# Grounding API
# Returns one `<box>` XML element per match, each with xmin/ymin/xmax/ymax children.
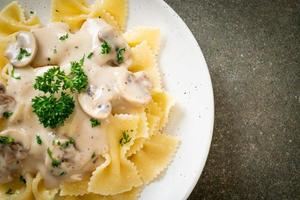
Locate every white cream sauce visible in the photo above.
<box><xmin>0</xmin><ymin>19</ymin><xmax>152</xmax><ymax>188</ymax></box>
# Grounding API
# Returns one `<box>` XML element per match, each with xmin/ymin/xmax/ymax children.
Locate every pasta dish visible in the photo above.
<box><xmin>0</xmin><ymin>0</ymin><xmax>179</xmax><ymax>199</ymax></box>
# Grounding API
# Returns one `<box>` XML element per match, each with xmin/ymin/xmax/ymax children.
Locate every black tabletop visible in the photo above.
<box><xmin>164</xmin><ymin>0</ymin><xmax>300</xmax><ymax>199</ymax></box>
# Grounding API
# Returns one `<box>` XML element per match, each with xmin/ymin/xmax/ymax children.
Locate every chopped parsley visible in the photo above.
<box><xmin>34</xmin><ymin>57</ymin><xmax>87</xmax><ymax>93</ymax></box>
<box><xmin>30</xmin><ymin>11</ymin><xmax>34</xmax><ymax>14</ymax></box>
<box><xmin>32</xmin><ymin>93</ymin><xmax>75</xmax><ymax>128</ymax></box>
<box><xmin>17</xmin><ymin>48</ymin><xmax>31</xmax><ymax>61</ymax></box>
<box><xmin>5</xmin><ymin>188</ymin><xmax>13</xmax><ymax>195</ymax></box>
<box><xmin>119</xmin><ymin>131</ymin><xmax>132</xmax><ymax>146</ymax></box>
<box><xmin>59</xmin><ymin>33</ymin><xmax>69</xmax><ymax>41</ymax></box>
<box><xmin>90</xmin><ymin>118</ymin><xmax>100</xmax><ymax>127</ymax></box>
<box><xmin>60</xmin><ymin>138</ymin><xmax>75</xmax><ymax>149</ymax></box>
<box><xmin>47</xmin><ymin>57</ymin><xmax>51</xmax><ymax>62</ymax></box>
<box><xmin>47</xmin><ymin>148</ymin><xmax>61</xmax><ymax>168</ymax></box>
<box><xmin>116</xmin><ymin>47</ymin><xmax>126</xmax><ymax>63</ymax></box>
<box><xmin>33</xmin><ymin>67</ymin><xmax>66</xmax><ymax>94</ymax></box>
<box><xmin>0</xmin><ymin>135</ymin><xmax>14</xmax><ymax>144</ymax></box>
<box><xmin>36</xmin><ymin>135</ymin><xmax>42</xmax><ymax>145</ymax></box>
<box><xmin>101</xmin><ymin>41</ymin><xmax>111</xmax><ymax>54</ymax></box>
<box><xmin>59</xmin><ymin>171</ymin><xmax>66</xmax><ymax>176</ymax></box>
<box><xmin>3</xmin><ymin>111</ymin><xmax>13</xmax><ymax>119</ymax></box>
<box><xmin>32</xmin><ymin>57</ymin><xmax>88</xmax><ymax>128</ymax></box>
<box><xmin>64</xmin><ymin>56</ymin><xmax>88</xmax><ymax>93</ymax></box>
<box><xmin>11</xmin><ymin>67</ymin><xmax>21</xmax><ymax>80</ymax></box>
<box><xmin>19</xmin><ymin>175</ymin><xmax>26</xmax><ymax>184</ymax></box>
<box><xmin>87</xmin><ymin>52</ymin><xmax>94</xmax><ymax>59</ymax></box>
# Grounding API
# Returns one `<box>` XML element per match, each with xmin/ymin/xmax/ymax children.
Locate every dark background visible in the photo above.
<box><xmin>164</xmin><ymin>0</ymin><xmax>300</xmax><ymax>199</ymax></box>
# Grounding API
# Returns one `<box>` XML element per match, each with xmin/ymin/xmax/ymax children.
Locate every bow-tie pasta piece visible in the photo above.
<box><xmin>124</xmin><ymin>28</ymin><xmax>161</xmax><ymax>54</ymax></box>
<box><xmin>131</xmin><ymin>133</ymin><xmax>179</xmax><ymax>184</ymax></box>
<box><xmin>32</xmin><ymin>173</ymin><xmax>59</xmax><ymax>200</ymax></box>
<box><xmin>130</xmin><ymin>41</ymin><xmax>162</xmax><ymax>91</ymax></box>
<box><xmin>88</xmin><ymin>114</ymin><xmax>142</xmax><ymax>195</ymax></box>
<box><xmin>0</xmin><ymin>1</ymin><xmax>40</xmax><ymax>36</ymax></box>
<box><xmin>0</xmin><ymin>173</ymin><xmax>33</xmax><ymax>200</ymax></box>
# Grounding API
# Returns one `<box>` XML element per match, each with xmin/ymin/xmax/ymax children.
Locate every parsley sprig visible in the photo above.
<box><xmin>32</xmin><ymin>93</ymin><xmax>75</xmax><ymax>128</ymax></box>
<box><xmin>32</xmin><ymin>56</ymin><xmax>88</xmax><ymax>128</ymax></box>
<box><xmin>64</xmin><ymin>57</ymin><xmax>88</xmax><ymax>93</ymax></box>
<box><xmin>33</xmin><ymin>57</ymin><xmax>87</xmax><ymax>94</ymax></box>
<box><xmin>34</xmin><ymin>67</ymin><xmax>66</xmax><ymax>93</ymax></box>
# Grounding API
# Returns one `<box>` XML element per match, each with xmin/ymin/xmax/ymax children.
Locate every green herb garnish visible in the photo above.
<box><xmin>36</xmin><ymin>135</ymin><xmax>42</xmax><ymax>145</ymax></box>
<box><xmin>59</xmin><ymin>33</ymin><xmax>69</xmax><ymax>41</ymax></box>
<box><xmin>59</xmin><ymin>171</ymin><xmax>66</xmax><ymax>176</ymax></box>
<box><xmin>60</xmin><ymin>138</ymin><xmax>75</xmax><ymax>149</ymax></box>
<box><xmin>33</xmin><ymin>67</ymin><xmax>66</xmax><ymax>94</ymax></box>
<box><xmin>11</xmin><ymin>67</ymin><xmax>21</xmax><ymax>80</ymax></box>
<box><xmin>87</xmin><ymin>52</ymin><xmax>93</xmax><ymax>59</ymax></box>
<box><xmin>101</xmin><ymin>41</ymin><xmax>111</xmax><ymax>54</ymax></box>
<box><xmin>32</xmin><ymin>93</ymin><xmax>75</xmax><ymax>128</ymax></box>
<box><xmin>116</xmin><ymin>47</ymin><xmax>126</xmax><ymax>63</ymax></box>
<box><xmin>3</xmin><ymin>111</ymin><xmax>13</xmax><ymax>119</ymax></box>
<box><xmin>47</xmin><ymin>148</ymin><xmax>61</xmax><ymax>168</ymax></box>
<box><xmin>32</xmin><ymin>57</ymin><xmax>87</xmax><ymax>128</ymax></box>
<box><xmin>19</xmin><ymin>176</ymin><xmax>26</xmax><ymax>184</ymax></box>
<box><xmin>119</xmin><ymin>131</ymin><xmax>132</xmax><ymax>146</ymax></box>
<box><xmin>90</xmin><ymin>118</ymin><xmax>100</xmax><ymax>127</ymax></box>
<box><xmin>0</xmin><ymin>135</ymin><xmax>14</xmax><ymax>144</ymax></box>
<box><xmin>63</xmin><ymin>56</ymin><xmax>88</xmax><ymax>93</ymax></box>
<box><xmin>17</xmin><ymin>48</ymin><xmax>31</xmax><ymax>61</ymax></box>
<box><xmin>5</xmin><ymin>188</ymin><xmax>13</xmax><ymax>195</ymax></box>
<box><xmin>30</xmin><ymin>11</ymin><xmax>34</xmax><ymax>14</ymax></box>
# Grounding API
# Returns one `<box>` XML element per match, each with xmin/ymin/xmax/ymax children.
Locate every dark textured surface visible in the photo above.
<box><xmin>164</xmin><ymin>0</ymin><xmax>300</xmax><ymax>199</ymax></box>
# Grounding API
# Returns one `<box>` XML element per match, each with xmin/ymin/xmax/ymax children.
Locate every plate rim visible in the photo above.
<box><xmin>155</xmin><ymin>0</ymin><xmax>215</xmax><ymax>199</ymax></box>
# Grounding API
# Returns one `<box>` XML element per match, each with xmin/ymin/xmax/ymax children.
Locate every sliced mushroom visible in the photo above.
<box><xmin>45</xmin><ymin>137</ymin><xmax>85</xmax><ymax>177</ymax></box>
<box><xmin>78</xmin><ymin>85</ymin><xmax>113</xmax><ymax>119</ymax></box>
<box><xmin>0</xmin><ymin>129</ymin><xmax>30</xmax><ymax>183</ymax></box>
<box><xmin>97</xmin><ymin>20</ymin><xmax>131</xmax><ymax>67</ymax></box>
<box><xmin>5</xmin><ymin>31</ymin><xmax>37</xmax><ymax>67</ymax></box>
<box><xmin>0</xmin><ymin>94</ymin><xmax>16</xmax><ymax>117</ymax></box>
<box><xmin>120</xmin><ymin>72</ymin><xmax>152</xmax><ymax>105</ymax></box>
<box><xmin>0</xmin><ymin>83</ymin><xmax>5</xmax><ymax>94</ymax></box>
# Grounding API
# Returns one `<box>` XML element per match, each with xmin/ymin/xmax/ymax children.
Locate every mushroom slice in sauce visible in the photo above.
<box><xmin>0</xmin><ymin>129</ymin><xmax>30</xmax><ymax>183</ymax></box>
<box><xmin>0</xmin><ymin>94</ymin><xmax>16</xmax><ymax>117</ymax></box>
<box><xmin>5</xmin><ymin>31</ymin><xmax>37</xmax><ymax>67</ymax></box>
<box><xmin>120</xmin><ymin>72</ymin><xmax>152</xmax><ymax>105</ymax></box>
<box><xmin>45</xmin><ymin>137</ymin><xmax>86</xmax><ymax>178</ymax></box>
<box><xmin>0</xmin><ymin>83</ymin><xmax>5</xmax><ymax>94</ymax></box>
<box><xmin>97</xmin><ymin>23</ymin><xmax>132</xmax><ymax>67</ymax></box>
<box><xmin>78</xmin><ymin>85</ymin><xmax>113</xmax><ymax>119</ymax></box>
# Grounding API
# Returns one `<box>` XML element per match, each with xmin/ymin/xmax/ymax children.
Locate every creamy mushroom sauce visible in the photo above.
<box><xmin>0</xmin><ymin>19</ymin><xmax>152</xmax><ymax>188</ymax></box>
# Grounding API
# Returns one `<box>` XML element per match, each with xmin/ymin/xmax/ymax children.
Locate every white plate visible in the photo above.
<box><xmin>0</xmin><ymin>0</ymin><xmax>214</xmax><ymax>199</ymax></box>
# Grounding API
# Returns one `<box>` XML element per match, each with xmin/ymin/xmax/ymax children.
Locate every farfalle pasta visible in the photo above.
<box><xmin>0</xmin><ymin>1</ymin><xmax>179</xmax><ymax>200</ymax></box>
